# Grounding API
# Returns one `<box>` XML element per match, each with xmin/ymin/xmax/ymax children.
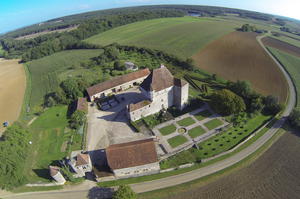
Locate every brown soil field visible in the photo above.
<box><xmin>192</xmin><ymin>31</ymin><xmax>288</xmax><ymax>103</ymax></box>
<box><xmin>262</xmin><ymin>36</ymin><xmax>300</xmax><ymax>57</ymax></box>
<box><xmin>0</xmin><ymin>59</ymin><xmax>26</xmax><ymax>134</ymax></box>
<box><xmin>145</xmin><ymin>131</ymin><xmax>300</xmax><ymax>199</ymax></box>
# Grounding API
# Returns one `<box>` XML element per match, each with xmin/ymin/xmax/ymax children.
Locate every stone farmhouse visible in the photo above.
<box><xmin>105</xmin><ymin>138</ymin><xmax>160</xmax><ymax>178</ymax></box>
<box><xmin>86</xmin><ymin>68</ymin><xmax>150</xmax><ymax>101</ymax></box>
<box><xmin>128</xmin><ymin>65</ymin><xmax>189</xmax><ymax>121</ymax></box>
<box><xmin>69</xmin><ymin>152</ymin><xmax>92</xmax><ymax>178</ymax></box>
<box><xmin>86</xmin><ymin>65</ymin><xmax>189</xmax><ymax>122</ymax></box>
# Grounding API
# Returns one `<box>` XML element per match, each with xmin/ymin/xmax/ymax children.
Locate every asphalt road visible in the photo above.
<box><xmin>1</xmin><ymin>34</ymin><xmax>296</xmax><ymax>199</ymax></box>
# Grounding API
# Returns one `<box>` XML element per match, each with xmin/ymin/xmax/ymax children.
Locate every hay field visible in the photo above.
<box><xmin>192</xmin><ymin>31</ymin><xmax>288</xmax><ymax>102</ymax></box>
<box><xmin>262</xmin><ymin>37</ymin><xmax>300</xmax><ymax>57</ymax></box>
<box><xmin>148</xmin><ymin>131</ymin><xmax>300</xmax><ymax>199</ymax></box>
<box><xmin>85</xmin><ymin>17</ymin><xmax>238</xmax><ymax>58</ymax></box>
<box><xmin>0</xmin><ymin>59</ymin><xmax>26</xmax><ymax>134</ymax></box>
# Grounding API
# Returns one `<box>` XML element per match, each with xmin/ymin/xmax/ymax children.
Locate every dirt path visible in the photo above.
<box><xmin>0</xmin><ymin>59</ymin><xmax>26</xmax><ymax>134</ymax></box>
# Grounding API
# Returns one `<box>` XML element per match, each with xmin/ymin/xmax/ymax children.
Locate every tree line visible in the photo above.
<box><xmin>1</xmin><ymin>9</ymin><xmax>184</xmax><ymax>61</ymax></box>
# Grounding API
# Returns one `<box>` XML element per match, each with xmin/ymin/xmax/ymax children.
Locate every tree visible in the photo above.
<box><xmin>288</xmin><ymin>109</ymin><xmax>300</xmax><ymax>128</ymax></box>
<box><xmin>60</xmin><ymin>79</ymin><xmax>82</xmax><ymax>100</ymax></box>
<box><xmin>69</xmin><ymin>110</ymin><xmax>86</xmax><ymax>129</ymax></box>
<box><xmin>210</xmin><ymin>89</ymin><xmax>246</xmax><ymax>115</ymax></box>
<box><xmin>248</xmin><ymin>93</ymin><xmax>264</xmax><ymax>113</ymax></box>
<box><xmin>113</xmin><ymin>185</ymin><xmax>137</xmax><ymax>199</ymax></box>
<box><xmin>263</xmin><ymin>95</ymin><xmax>283</xmax><ymax>115</ymax></box>
<box><xmin>227</xmin><ymin>80</ymin><xmax>252</xmax><ymax>99</ymax></box>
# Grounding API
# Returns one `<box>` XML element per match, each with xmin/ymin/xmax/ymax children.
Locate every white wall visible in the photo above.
<box><xmin>91</xmin><ymin>76</ymin><xmax>147</xmax><ymax>101</ymax></box>
<box><xmin>113</xmin><ymin>162</ymin><xmax>160</xmax><ymax>178</ymax></box>
<box><xmin>129</xmin><ymin>86</ymin><xmax>174</xmax><ymax>121</ymax></box>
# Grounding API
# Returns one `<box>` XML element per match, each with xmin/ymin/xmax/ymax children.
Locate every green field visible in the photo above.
<box><xmin>188</xmin><ymin>126</ymin><xmax>206</xmax><ymax>138</ymax></box>
<box><xmin>268</xmin><ymin>47</ymin><xmax>300</xmax><ymax>108</ymax></box>
<box><xmin>168</xmin><ymin>135</ymin><xmax>188</xmax><ymax>148</ymax></box>
<box><xmin>161</xmin><ymin>114</ymin><xmax>271</xmax><ymax>168</ymax></box>
<box><xmin>177</xmin><ymin>117</ymin><xmax>196</xmax><ymax>127</ymax></box>
<box><xmin>27</xmin><ymin>49</ymin><xmax>103</xmax><ymax>109</ymax></box>
<box><xmin>194</xmin><ymin>110</ymin><xmax>212</xmax><ymax>121</ymax></box>
<box><xmin>85</xmin><ymin>17</ymin><xmax>238</xmax><ymax>58</ymax></box>
<box><xmin>24</xmin><ymin>106</ymin><xmax>70</xmax><ymax>182</ymax></box>
<box><xmin>159</xmin><ymin>124</ymin><xmax>177</xmax><ymax>136</ymax></box>
<box><xmin>204</xmin><ymin>119</ymin><xmax>223</xmax><ymax>130</ymax></box>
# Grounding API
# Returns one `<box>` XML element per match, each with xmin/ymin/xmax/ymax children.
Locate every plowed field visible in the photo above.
<box><xmin>0</xmin><ymin>59</ymin><xmax>26</xmax><ymax>134</ymax></box>
<box><xmin>262</xmin><ymin>36</ymin><xmax>300</xmax><ymax>57</ymax></box>
<box><xmin>192</xmin><ymin>31</ymin><xmax>288</xmax><ymax>103</ymax></box>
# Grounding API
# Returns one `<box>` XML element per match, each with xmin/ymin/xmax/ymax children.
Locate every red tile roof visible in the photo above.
<box><xmin>76</xmin><ymin>153</ymin><xmax>90</xmax><ymax>166</ymax></box>
<box><xmin>86</xmin><ymin>68</ymin><xmax>150</xmax><ymax>98</ymax></box>
<box><xmin>76</xmin><ymin>98</ymin><xmax>88</xmax><ymax>112</ymax></box>
<box><xmin>129</xmin><ymin>100</ymin><xmax>151</xmax><ymax>112</ymax></box>
<box><xmin>49</xmin><ymin>166</ymin><xmax>60</xmax><ymax>177</ymax></box>
<box><xmin>140</xmin><ymin>66</ymin><xmax>186</xmax><ymax>92</ymax></box>
<box><xmin>106</xmin><ymin>138</ymin><xmax>158</xmax><ymax>170</ymax></box>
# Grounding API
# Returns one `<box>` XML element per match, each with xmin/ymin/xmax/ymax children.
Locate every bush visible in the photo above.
<box><xmin>0</xmin><ymin>124</ymin><xmax>31</xmax><ymax>190</ymax></box>
<box><xmin>130</xmin><ymin>121</ymin><xmax>140</xmax><ymax>132</ymax></box>
<box><xmin>70</xmin><ymin>110</ymin><xmax>86</xmax><ymax>129</ymax></box>
<box><xmin>210</xmin><ymin>89</ymin><xmax>246</xmax><ymax>115</ymax></box>
<box><xmin>263</xmin><ymin>95</ymin><xmax>283</xmax><ymax>115</ymax></box>
<box><xmin>113</xmin><ymin>185</ymin><xmax>137</xmax><ymax>199</ymax></box>
<box><xmin>288</xmin><ymin>109</ymin><xmax>300</xmax><ymax>128</ymax></box>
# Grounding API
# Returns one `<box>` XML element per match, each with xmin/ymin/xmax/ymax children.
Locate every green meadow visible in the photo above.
<box><xmin>26</xmin><ymin>49</ymin><xmax>103</xmax><ymax>109</ymax></box>
<box><xmin>268</xmin><ymin>47</ymin><xmax>300</xmax><ymax>108</ymax></box>
<box><xmin>85</xmin><ymin>17</ymin><xmax>238</xmax><ymax>58</ymax></box>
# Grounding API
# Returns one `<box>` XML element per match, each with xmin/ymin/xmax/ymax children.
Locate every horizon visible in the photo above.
<box><xmin>1</xmin><ymin>0</ymin><xmax>300</xmax><ymax>34</ymax></box>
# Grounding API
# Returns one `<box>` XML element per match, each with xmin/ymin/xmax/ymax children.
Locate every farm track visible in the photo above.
<box><xmin>262</xmin><ymin>36</ymin><xmax>300</xmax><ymax>57</ymax></box>
<box><xmin>1</xmin><ymin>34</ymin><xmax>297</xmax><ymax>199</ymax></box>
<box><xmin>192</xmin><ymin>31</ymin><xmax>288</xmax><ymax>103</ymax></box>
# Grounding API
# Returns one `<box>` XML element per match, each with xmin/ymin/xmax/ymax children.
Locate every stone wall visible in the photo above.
<box><xmin>113</xmin><ymin>162</ymin><xmax>160</xmax><ymax>178</ymax></box>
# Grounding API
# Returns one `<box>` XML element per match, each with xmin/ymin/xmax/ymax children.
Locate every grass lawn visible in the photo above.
<box><xmin>268</xmin><ymin>47</ymin><xmax>300</xmax><ymax>108</ymax></box>
<box><xmin>24</xmin><ymin>106</ymin><xmax>70</xmax><ymax>183</ymax></box>
<box><xmin>161</xmin><ymin>114</ymin><xmax>271</xmax><ymax>169</ymax></box>
<box><xmin>177</xmin><ymin>117</ymin><xmax>196</xmax><ymax>127</ymax></box>
<box><xmin>159</xmin><ymin>124</ymin><xmax>177</xmax><ymax>136</ymax></box>
<box><xmin>168</xmin><ymin>135</ymin><xmax>188</xmax><ymax>148</ymax></box>
<box><xmin>85</xmin><ymin>17</ymin><xmax>238</xmax><ymax>59</ymax></box>
<box><xmin>194</xmin><ymin>110</ymin><xmax>212</xmax><ymax>121</ymax></box>
<box><xmin>188</xmin><ymin>126</ymin><xmax>206</xmax><ymax>138</ymax></box>
<box><xmin>204</xmin><ymin>119</ymin><xmax>223</xmax><ymax>130</ymax></box>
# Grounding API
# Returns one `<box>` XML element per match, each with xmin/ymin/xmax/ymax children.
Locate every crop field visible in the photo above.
<box><xmin>192</xmin><ymin>31</ymin><xmax>288</xmax><ymax>103</ymax></box>
<box><xmin>262</xmin><ymin>36</ymin><xmax>300</xmax><ymax>57</ymax></box>
<box><xmin>27</xmin><ymin>49</ymin><xmax>103</xmax><ymax>109</ymax></box>
<box><xmin>145</xmin><ymin>131</ymin><xmax>300</xmax><ymax>199</ymax></box>
<box><xmin>85</xmin><ymin>17</ymin><xmax>239</xmax><ymax>58</ymax></box>
<box><xmin>270</xmin><ymin>35</ymin><xmax>300</xmax><ymax>48</ymax></box>
<box><xmin>267</xmin><ymin>47</ymin><xmax>300</xmax><ymax>108</ymax></box>
<box><xmin>0</xmin><ymin>59</ymin><xmax>26</xmax><ymax>134</ymax></box>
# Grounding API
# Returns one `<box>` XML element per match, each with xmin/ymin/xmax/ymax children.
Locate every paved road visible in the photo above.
<box><xmin>1</xmin><ymin>34</ymin><xmax>296</xmax><ymax>199</ymax></box>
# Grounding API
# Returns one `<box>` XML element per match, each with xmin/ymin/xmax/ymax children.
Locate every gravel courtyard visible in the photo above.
<box><xmin>86</xmin><ymin>87</ymin><xmax>152</xmax><ymax>151</ymax></box>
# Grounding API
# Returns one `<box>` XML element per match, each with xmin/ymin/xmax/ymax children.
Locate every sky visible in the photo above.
<box><xmin>1</xmin><ymin>0</ymin><xmax>300</xmax><ymax>34</ymax></box>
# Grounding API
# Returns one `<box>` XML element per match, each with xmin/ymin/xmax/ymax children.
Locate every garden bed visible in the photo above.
<box><xmin>204</xmin><ymin>119</ymin><xmax>223</xmax><ymax>130</ymax></box>
<box><xmin>159</xmin><ymin>124</ymin><xmax>177</xmax><ymax>136</ymax></box>
<box><xmin>188</xmin><ymin>126</ymin><xmax>206</xmax><ymax>138</ymax></box>
<box><xmin>177</xmin><ymin>117</ymin><xmax>196</xmax><ymax>127</ymax></box>
<box><xmin>168</xmin><ymin>135</ymin><xmax>188</xmax><ymax>148</ymax></box>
